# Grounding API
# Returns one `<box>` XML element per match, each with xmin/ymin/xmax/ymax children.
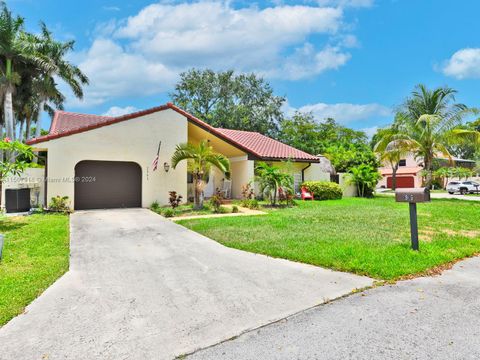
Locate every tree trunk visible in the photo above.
<box><xmin>34</xmin><ymin>101</ymin><xmax>44</xmax><ymax>138</ymax></box>
<box><xmin>18</xmin><ymin>119</ymin><xmax>25</xmax><ymax>143</ymax></box>
<box><xmin>4</xmin><ymin>88</ymin><xmax>14</xmax><ymax>141</ymax></box>
<box><xmin>424</xmin><ymin>157</ymin><xmax>433</xmax><ymax>189</ymax></box>
<box><xmin>26</xmin><ymin>116</ymin><xmax>31</xmax><ymax>141</ymax></box>
<box><xmin>391</xmin><ymin>164</ymin><xmax>399</xmax><ymax>190</ymax></box>
<box><xmin>193</xmin><ymin>174</ymin><xmax>204</xmax><ymax>210</ymax></box>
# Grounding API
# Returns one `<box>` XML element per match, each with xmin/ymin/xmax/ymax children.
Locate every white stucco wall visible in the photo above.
<box><xmin>303</xmin><ymin>163</ymin><xmax>330</xmax><ymax>182</ymax></box>
<box><xmin>33</xmin><ymin>109</ymin><xmax>188</xmax><ymax>209</ymax></box>
<box><xmin>230</xmin><ymin>157</ymin><xmax>255</xmax><ymax>199</ymax></box>
<box><xmin>338</xmin><ymin>173</ymin><xmax>357</xmax><ymax>197</ymax></box>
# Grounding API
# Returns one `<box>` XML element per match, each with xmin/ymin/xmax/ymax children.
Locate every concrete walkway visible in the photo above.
<box><xmin>188</xmin><ymin>256</ymin><xmax>480</xmax><ymax>360</ymax></box>
<box><xmin>0</xmin><ymin>209</ymin><xmax>372</xmax><ymax>360</ymax></box>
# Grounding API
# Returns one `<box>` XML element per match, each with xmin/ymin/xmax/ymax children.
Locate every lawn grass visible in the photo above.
<box><xmin>0</xmin><ymin>214</ymin><xmax>69</xmax><ymax>326</ymax></box>
<box><xmin>178</xmin><ymin>197</ymin><xmax>480</xmax><ymax>280</ymax></box>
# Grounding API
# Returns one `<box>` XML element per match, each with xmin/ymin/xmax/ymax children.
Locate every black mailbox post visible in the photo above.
<box><xmin>395</xmin><ymin>188</ymin><xmax>430</xmax><ymax>251</ymax></box>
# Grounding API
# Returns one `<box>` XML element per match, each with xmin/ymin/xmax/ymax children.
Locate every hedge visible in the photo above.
<box><xmin>301</xmin><ymin>181</ymin><xmax>343</xmax><ymax>200</ymax></box>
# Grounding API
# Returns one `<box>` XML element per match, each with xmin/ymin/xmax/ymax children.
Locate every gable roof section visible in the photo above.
<box><xmin>27</xmin><ymin>103</ymin><xmax>319</xmax><ymax>163</ymax></box>
<box><xmin>215</xmin><ymin>128</ymin><xmax>318</xmax><ymax>161</ymax></box>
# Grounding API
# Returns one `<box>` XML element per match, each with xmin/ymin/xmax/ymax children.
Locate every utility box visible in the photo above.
<box><xmin>395</xmin><ymin>188</ymin><xmax>430</xmax><ymax>203</ymax></box>
<box><xmin>5</xmin><ymin>188</ymin><xmax>31</xmax><ymax>213</ymax></box>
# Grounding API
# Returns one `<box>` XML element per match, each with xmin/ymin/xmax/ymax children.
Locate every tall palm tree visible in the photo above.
<box><xmin>32</xmin><ymin>23</ymin><xmax>88</xmax><ymax>138</ymax></box>
<box><xmin>374</xmin><ymin>127</ymin><xmax>412</xmax><ymax>190</ymax></box>
<box><xmin>171</xmin><ymin>140</ymin><xmax>230</xmax><ymax>209</ymax></box>
<box><xmin>395</xmin><ymin>85</ymin><xmax>478</xmax><ymax>187</ymax></box>
<box><xmin>0</xmin><ymin>3</ymin><xmax>53</xmax><ymax>141</ymax></box>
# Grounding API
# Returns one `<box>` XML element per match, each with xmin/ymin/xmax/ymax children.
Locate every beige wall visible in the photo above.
<box><xmin>230</xmin><ymin>157</ymin><xmax>255</xmax><ymax>199</ymax></box>
<box><xmin>32</xmin><ymin>109</ymin><xmax>188</xmax><ymax>209</ymax></box>
<box><xmin>339</xmin><ymin>173</ymin><xmax>357</xmax><ymax>197</ymax></box>
<box><xmin>303</xmin><ymin>163</ymin><xmax>330</xmax><ymax>182</ymax></box>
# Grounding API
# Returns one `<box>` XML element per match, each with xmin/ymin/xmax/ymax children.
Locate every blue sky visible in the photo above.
<box><xmin>9</xmin><ymin>0</ymin><xmax>480</xmax><ymax>136</ymax></box>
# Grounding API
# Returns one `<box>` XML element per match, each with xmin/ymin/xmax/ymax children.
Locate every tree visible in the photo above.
<box><xmin>31</xmin><ymin>24</ymin><xmax>88</xmax><ymax>139</ymax></box>
<box><xmin>434</xmin><ymin>167</ymin><xmax>452</xmax><ymax>189</ymax></box>
<box><xmin>170</xmin><ymin>69</ymin><xmax>285</xmax><ymax>137</ymax></box>
<box><xmin>394</xmin><ymin>84</ymin><xmax>478</xmax><ymax>187</ymax></box>
<box><xmin>0</xmin><ymin>3</ymin><xmax>53</xmax><ymax>141</ymax></box>
<box><xmin>373</xmin><ymin>126</ymin><xmax>412</xmax><ymax>190</ymax></box>
<box><xmin>255</xmin><ymin>161</ymin><xmax>293</xmax><ymax>206</ymax></box>
<box><xmin>0</xmin><ymin>137</ymin><xmax>34</xmax><ymax>206</ymax></box>
<box><xmin>348</xmin><ymin>164</ymin><xmax>382</xmax><ymax>198</ymax></box>
<box><xmin>171</xmin><ymin>140</ymin><xmax>230</xmax><ymax>210</ymax></box>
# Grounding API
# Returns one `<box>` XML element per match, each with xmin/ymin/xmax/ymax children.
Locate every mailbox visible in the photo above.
<box><xmin>395</xmin><ymin>187</ymin><xmax>430</xmax><ymax>251</ymax></box>
<box><xmin>395</xmin><ymin>187</ymin><xmax>430</xmax><ymax>203</ymax></box>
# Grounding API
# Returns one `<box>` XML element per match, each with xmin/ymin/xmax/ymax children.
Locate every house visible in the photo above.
<box><xmin>378</xmin><ymin>152</ymin><xmax>477</xmax><ymax>189</ymax></box>
<box><xmin>13</xmin><ymin>103</ymin><xmax>328</xmax><ymax>210</ymax></box>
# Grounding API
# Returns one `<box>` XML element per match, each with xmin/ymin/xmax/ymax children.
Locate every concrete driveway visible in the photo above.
<box><xmin>0</xmin><ymin>209</ymin><xmax>372</xmax><ymax>360</ymax></box>
<box><xmin>188</xmin><ymin>256</ymin><xmax>480</xmax><ymax>360</ymax></box>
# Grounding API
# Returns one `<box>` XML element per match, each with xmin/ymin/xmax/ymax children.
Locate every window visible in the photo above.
<box><xmin>187</xmin><ymin>172</ymin><xmax>193</xmax><ymax>184</ymax></box>
<box><xmin>399</xmin><ymin>159</ymin><xmax>407</xmax><ymax>167</ymax></box>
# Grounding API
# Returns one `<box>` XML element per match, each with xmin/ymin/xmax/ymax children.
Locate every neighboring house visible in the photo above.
<box><xmin>378</xmin><ymin>153</ymin><xmax>477</xmax><ymax>189</ymax></box>
<box><xmin>9</xmin><ymin>103</ymin><xmax>327</xmax><ymax>210</ymax></box>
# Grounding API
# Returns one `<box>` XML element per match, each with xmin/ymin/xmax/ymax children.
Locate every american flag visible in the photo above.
<box><xmin>152</xmin><ymin>141</ymin><xmax>161</xmax><ymax>171</ymax></box>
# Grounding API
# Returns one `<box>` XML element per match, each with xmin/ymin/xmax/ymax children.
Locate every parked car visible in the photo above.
<box><xmin>446</xmin><ymin>181</ymin><xmax>480</xmax><ymax>195</ymax></box>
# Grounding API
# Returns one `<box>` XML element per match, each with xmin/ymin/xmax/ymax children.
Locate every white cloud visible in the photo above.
<box><xmin>298</xmin><ymin>102</ymin><xmax>391</xmax><ymax>124</ymax></box>
<box><xmin>442</xmin><ymin>48</ymin><xmax>480</xmax><ymax>79</ymax></box>
<box><xmin>102</xmin><ymin>106</ymin><xmax>138</xmax><ymax>117</ymax></box>
<box><xmin>273</xmin><ymin>44</ymin><xmax>350</xmax><ymax>80</ymax></box>
<box><xmin>361</xmin><ymin>125</ymin><xmax>378</xmax><ymax>138</ymax></box>
<box><xmin>68</xmin><ymin>38</ymin><xmax>177</xmax><ymax>107</ymax></box>
<box><xmin>316</xmin><ymin>0</ymin><xmax>374</xmax><ymax>8</ymax></box>
<box><xmin>69</xmin><ymin>1</ymin><xmax>367</xmax><ymax>107</ymax></box>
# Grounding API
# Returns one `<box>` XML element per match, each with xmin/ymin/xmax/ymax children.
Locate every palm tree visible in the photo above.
<box><xmin>255</xmin><ymin>162</ymin><xmax>293</xmax><ymax>206</ymax></box>
<box><xmin>32</xmin><ymin>23</ymin><xmax>88</xmax><ymax>139</ymax></box>
<box><xmin>171</xmin><ymin>140</ymin><xmax>230</xmax><ymax>209</ymax></box>
<box><xmin>0</xmin><ymin>3</ymin><xmax>53</xmax><ymax>141</ymax></box>
<box><xmin>374</xmin><ymin>127</ymin><xmax>412</xmax><ymax>190</ymax></box>
<box><xmin>434</xmin><ymin>167</ymin><xmax>452</xmax><ymax>189</ymax></box>
<box><xmin>395</xmin><ymin>85</ymin><xmax>478</xmax><ymax>187</ymax></box>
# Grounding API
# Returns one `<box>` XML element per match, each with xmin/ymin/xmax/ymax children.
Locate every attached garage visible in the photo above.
<box><xmin>386</xmin><ymin>176</ymin><xmax>414</xmax><ymax>189</ymax></box>
<box><xmin>74</xmin><ymin>161</ymin><xmax>142</xmax><ymax>210</ymax></box>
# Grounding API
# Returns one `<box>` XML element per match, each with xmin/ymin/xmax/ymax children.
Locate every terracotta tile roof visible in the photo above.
<box><xmin>216</xmin><ymin>128</ymin><xmax>319</xmax><ymax>161</ymax></box>
<box><xmin>49</xmin><ymin>111</ymin><xmax>114</xmax><ymax>135</ymax></box>
<box><xmin>27</xmin><ymin>103</ymin><xmax>319</xmax><ymax>163</ymax></box>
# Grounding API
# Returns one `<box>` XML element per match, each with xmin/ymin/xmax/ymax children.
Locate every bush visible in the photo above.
<box><xmin>232</xmin><ymin>205</ymin><xmax>239</xmax><ymax>213</ymax></box>
<box><xmin>348</xmin><ymin>164</ymin><xmax>381</xmax><ymax>198</ymax></box>
<box><xmin>209</xmin><ymin>189</ymin><xmax>224</xmax><ymax>213</ymax></box>
<box><xmin>163</xmin><ymin>208</ymin><xmax>175</xmax><ymax>218</ymax></box>
<box><xmin>48</xmin><ymin>196</ymin><xmax>71</xmax><ymax>213</ymax></box>
<box><xmin>217</xmin><ymin>206</ymin><xmax>230</xmax><ymax>214</ymax></box>
<box><xmin>150</xmin><ymin>201</ymin><xmax>160</xmax><ymax>211</ymax></box>
<box><xmin>168</xmin><ymin>191</ymin><xmax>183</xmax><ymax>209</ymax></box>
<box><xmin>301</xmin><ymin>181</ymin><xmax>342</xmax><ymax>201</ymax></box>
<box><xmin>241</xmin><ymin>199</ymin><xmax>260</xmax><ymax>209</ymax></box>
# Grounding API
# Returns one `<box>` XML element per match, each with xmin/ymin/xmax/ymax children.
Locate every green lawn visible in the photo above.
<box><xmin>178</xmin><ymin>197</ymin><xmax>480</xmax><ymax>280</ymax></box>
<box><xmin>0</xmin><ymin>214</ymin><xmax>69</xmax><ymax>326</ymax></box>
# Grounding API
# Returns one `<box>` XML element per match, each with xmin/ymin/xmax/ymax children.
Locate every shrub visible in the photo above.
<box><xmin>217</xmin><ymin>206</ymin><xmax>230</xmax><ymax>214</ymax></box>
<box><xmin>301</xmin><ymin>181</ymin><xmax>342</xmax><ymax>201</ymax></box>
<box><xmin>232</xmin><ymin>205</ymin><xmax>239</xmax><ymax>213</ymax></box>
<box><xmin>209</xmin><ymin>189</ymin><xmax>224</xmax><ymax>213</ymax></box>
<box><xmin>241</xmin><ymin>182</ymin><xmax>255</xmax><ymax>201</ymax></box>
<box><xmin>241</xmin><ymin>199</ymin><xmax>259</xmax><ymax>209</ymax></box>
<box><xmin>348</xmin><ymin>164</ymin><xmax>381</xmax><ymax>198</ymax></box>
<box><xmin>150</xmin><ymin>201</ymin><xmax>160</xmax><ymax>212</ymax></box>
<box><xmin>168</xmin><ymin>191</ymin><xmax>183</xmax><ymax>209</ymax></box>
<box><xmin>163</xmin><ymin>208</ymin><xmax>175</xmax><ymax>218</ymax></box>
<box><xmin>48</xmin><ymin>196</ymin><xmax>71</xmax><ymax>213</ymax></box>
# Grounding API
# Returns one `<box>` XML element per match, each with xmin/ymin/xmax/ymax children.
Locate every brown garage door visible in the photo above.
<box><xmin>74</xmin><ymin>160</ymin><xmax>142</xmax><ymax>210</ymax></box>
<box><xmin>386</xmin><ymin>176</ymin><xmax>414</xmax><ymax>189</ymax></box>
